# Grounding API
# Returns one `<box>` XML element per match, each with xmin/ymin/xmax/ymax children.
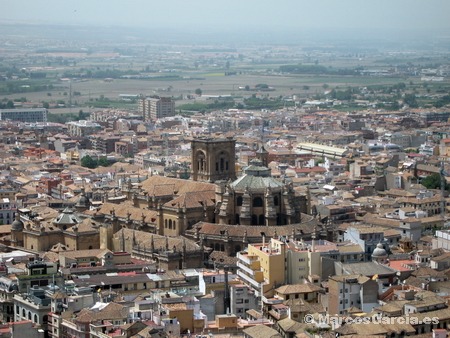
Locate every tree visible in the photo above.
<box><xmin>404</xmin><ymin>93</ymin><xmax>418</xmax><ymax>108</ymax></box>
<box><xmin>81</xmin><ymin>155</ymin><xmax>97</xmax><ymax>169</ymax></box>
<box><xmin>6</xmin><ymin>100</ymin><xmax>14</xmax><ymax>108</ymax></box>
<box><xmin>422</xmin><ymin>173</ymin><xmax>449</xmax><ymax>190</ymax></box>
<box><xmin>42</xmin><ymin>102</ymin><xmax>50</xmax><ymax>109</ymax></box>
<box><xmin>195</xmin><ymin>88</ymin><xmax>202</xmax><ymax>96</ymax></box>
<box><xmin>98</xmin><ymin>157</ymin><xmax>110</xmax><ymax>167</ymax></box>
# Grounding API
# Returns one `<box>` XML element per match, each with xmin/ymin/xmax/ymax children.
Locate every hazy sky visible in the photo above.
<box><xmin>2</xmin><ymin>0</ymin><xmax>450</xmax><ymax>37</ymax></box>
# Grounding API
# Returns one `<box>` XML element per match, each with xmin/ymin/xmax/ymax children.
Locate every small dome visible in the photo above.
<box><xmin>11</xmin><ymin>215</ymin><xmax>24</xmax><ymax>231</ymax></box>
<box><xmin>372</xmin><ymin>243</ymin><xmax>387</xmax><ymax>258</ymax></box>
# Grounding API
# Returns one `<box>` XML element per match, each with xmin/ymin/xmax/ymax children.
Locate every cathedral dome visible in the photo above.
<box><xmin>231</xmin><ymin>159</ymin><xmax>283</xmax><ymax>192</ymax></box>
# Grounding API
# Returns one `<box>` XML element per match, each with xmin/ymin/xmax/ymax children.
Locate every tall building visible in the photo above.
<box><xmin>236</xmin><ymin>238</ymin><xmax>286</xmax><ymax>298</ymax></box>
<box><xmin>0</xmin><ymin>108</ymin><xmax>47</xmax><ymax>123</ymax></box>
<box><xmin>140</xmin><ymin>97</ymin><xmax>175</xmax><ymax>122</ymax></box>
<box><xmin>191</xmin><ymin>137</ymin><xmax>236</xmax><ymax>183</ymax></box>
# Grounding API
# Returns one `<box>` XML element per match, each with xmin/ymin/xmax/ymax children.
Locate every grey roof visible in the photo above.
<box><xmin>11</xmin><ymin>218</ymin><xmax>24</xmax><ymax>231</ymax></box>
<box><xmin>338</xmin><ymin>262</ymin><xmax>397</xmax><ymax>277</ymax></box>
<box><xmin>54</xmin><ymin>207</ymin><xmax>82</xmax><ymax>225</ymax></box>
<box><xmin>231</xmin><ymin>164</ymin><xmax>284</xmax><ymax>191</ymax></box>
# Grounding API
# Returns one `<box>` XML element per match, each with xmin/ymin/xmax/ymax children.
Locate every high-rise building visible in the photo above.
<box><xmin>140</xmin><ymin>97</ymin><xmax>175</xmax><ymax>122</ymax></box>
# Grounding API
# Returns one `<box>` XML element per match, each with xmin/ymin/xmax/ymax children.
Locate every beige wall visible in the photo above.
<box><xmin>247</xmin><ymin>239</ymin><xmax>286</xmax><ymax>297</ymax></box>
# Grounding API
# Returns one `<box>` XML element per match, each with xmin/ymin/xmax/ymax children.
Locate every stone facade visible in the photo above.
<box><xmin>191</xmin><ymin>137</ymin><xmax>236</xmax><ymax>183</ymax></box>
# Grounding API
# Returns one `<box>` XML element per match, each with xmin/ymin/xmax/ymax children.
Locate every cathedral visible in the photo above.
<box><xmin>10</xmin><ymin>136</ymin><xmax>317</xmax><ymax>265</ymax></box>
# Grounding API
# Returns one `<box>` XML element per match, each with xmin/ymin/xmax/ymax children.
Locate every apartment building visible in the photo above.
<box><xmin>236</xmin><ymin>238</ymin><xmax>286</xmax><ymax>298</ymax></box>
<box><xmin>327</xmin><ymin>275</ymin><xmax>378</xmax><ymax>315</ymax></box>
<box><xmin>0</xmin><ymin>198</ymin><xmax>16</xmax><ymax>226</ymax></box>
<box><xmin>140</xmin><ymin>97</ymin><xmax>175</xmax><ymax>122</ymax></box>
<box><xmin>66</xmin><ymin>120</ymin><xmax>102</xmax><ymax>137</ymax></box>
<box><xmin>229</xmin><ymin>284</ymin><xmax>258</xmax><ymax>318</ymax></box>
<box><xmin>0</xmin><ymin>108</ymin><xmax>47</xmax><ymax>123</ymax></box>
<box><xmin>13</xmin><ymin>285</ymin><xmax>52</xmax><ymax>335</ymax></box>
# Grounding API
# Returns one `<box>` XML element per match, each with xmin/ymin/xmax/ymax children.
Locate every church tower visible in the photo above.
<box><xmin>191</xmin><ymin>137</ymin><xmax>236</xmax><ymax>182</ymax></box>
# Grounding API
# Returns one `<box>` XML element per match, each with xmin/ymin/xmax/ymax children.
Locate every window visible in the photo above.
<box><xmin>253</xmin><ymin>197</ymin><xmax>263</xmax><ymax>207</ymax></box>
<box><xmin>237</xmin><ymin>196</ymin><xmax>243</xmax><ymax>206</ymax></box>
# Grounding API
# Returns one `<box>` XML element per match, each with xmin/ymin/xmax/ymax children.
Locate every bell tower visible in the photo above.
<box><xmin>191</xmin><ymin>137</ymin><xmax>236</xmax><ymax>182</ymax></box>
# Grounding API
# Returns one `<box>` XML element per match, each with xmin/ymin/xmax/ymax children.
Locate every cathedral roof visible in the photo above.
<box><xmin>163</xmin><ymin>191</ymin><xmax>216</xmax><ymax>209</ymax></box>
<box><xmin>230</xmin><ymin>159</ymin><xmax>285</xmax><ymax>191</ymax></box>
<box><xmin>115</xmin><ymin>228</ymin><xmax>201</xmax><ymax>252</ymax></box>
<box><xmin>194</xmin><ymin>220</ymin><xmax>316</xmax><ymax>239</ymax></box>
<box><xmin>231</xmin><ymin>173</ymin><xmax>284</xmax><ymax>191</ymax></box>
<box><xmin>64</xmin><ymin>218</ymin><xmax>99</xmax><ymax>233</ymax></box>
<box><xmin>141</xmin><ymin>176</ymin><xmax>215</xmax><ymax>197</ymax></box>
<box><xmin>54</xmin><ymin>207</ymin><xmax>82</xmax><ymax>225</ymax></box>
<box><xmin>99</xmin><ymin>201</ymin><xmax>158</xmax><ymax>224</ymax></box>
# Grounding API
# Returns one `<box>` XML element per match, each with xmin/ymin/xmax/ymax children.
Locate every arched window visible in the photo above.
<box><xmin>235</xmin><ymin>214</ymin><xmax>240</xmax><ymax>225</ymax></box>
<box><xmin>214</xmin><ymin>243</ymin><xmax>220</xmax><ymax>251</ymax></box>
<box><xmin>253</xmin><ymin>197</ymin><xmax>263</xmax><ymax>207</ymax></box>
<box><xmin>220</xmin><ymin>244</ymin><xmax>225</xmax><ymax>251</ymax></box>
<box><xmin>251</xmin><ymin>215</ymin><xmax>257</xmax><ymax>225</ymax></box>
<box><xmin>165</xmin><ymin>219</ymin><xmax>168</xmax><ymax>228</ymax></box>
<box><xmin>274</xmin><ymin>196</ymin><xmax>279</xmax><ymax>206</ymax></box>
<box><xmin>88</xmin><ymin>245</ymin><xmax>93</xmax><ymax>250</ymax></box>
<box><xmin>237</xmin><ymin>196</ymin><xmax>243</xmax><ymax>206</ymax></box>
<box><xmin>197</xmin><ymin>151</ymin><xmax>206</xmax><ymax>172</ymax></box>
<box><xmin>169</xmin><ymin>220</ymin><xmax>173</xmax><ymax>229</ymax></box>
<box><xmin>28</xmin><ymin>312</ymin><xmax>31</xmax><ymax>320</ymax></box>
<box><xmin>259</xmin><ymin>215</ymin><xmax>265</xmax><ymax>225</ymax></box>
<box><xmin>22</xmin><ymin>309</ymin><xmax>25</xmax><ymax>317</ymax></box>
<box><xmin>34</xmin><ymin>314</ymin><xmax>38</xmax><ymax>323</ymax></box>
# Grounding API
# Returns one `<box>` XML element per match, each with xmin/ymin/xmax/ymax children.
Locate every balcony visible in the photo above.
<box><xmin>237</xmin><ymin>270</ymin><xmax>262</xmax><ymax>290</ymax></box>
<box><xmin>237</xmin><ymin>252</ymin><xmax>258</xmax><ymax>265</ymax></box>
<box><xmin>236</xmin><ymin>262</ymin><xmax>263</xmax><ymax>281</ymax></box>
<box><xmin>261</xmin><ymin>295</ymin><xmax>283</xmax><ymax>305</ymax></box>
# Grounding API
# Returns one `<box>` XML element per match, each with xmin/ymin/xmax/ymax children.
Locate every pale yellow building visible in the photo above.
<box><xmin>237</xmin><ymin>238</ymin><xmax>286</xmax><ymax>297</ymax></box>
